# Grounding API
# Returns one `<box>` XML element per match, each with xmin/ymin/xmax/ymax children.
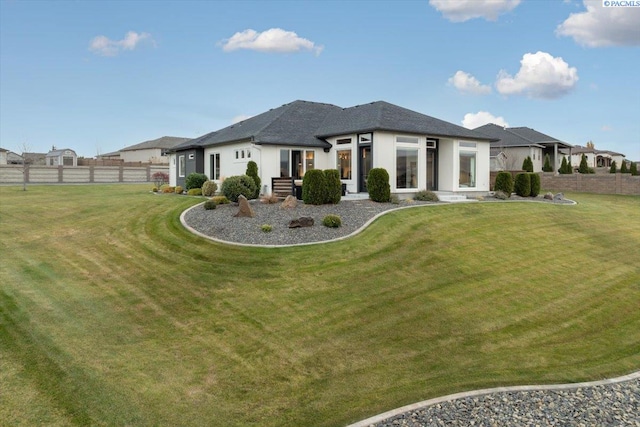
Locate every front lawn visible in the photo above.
<box><xmin>1</xmin><ymin>185</ymin><xmax>638</xmax><ymax>426</ymax></box>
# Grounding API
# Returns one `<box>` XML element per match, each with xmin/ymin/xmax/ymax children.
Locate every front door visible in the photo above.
<box><xmin>426</xmin><ymin>147</ymin><xmax>437</xmax><ymax>191</ymax></box>
<box><xmin>359</xmin><ymin>146</ymin><xmax>372</xmax><ymax>192</ymax></box>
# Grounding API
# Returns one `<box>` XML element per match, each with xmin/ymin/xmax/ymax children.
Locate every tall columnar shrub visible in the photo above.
<box><xmin>185</xmin><ymin>173</ymin><xmax>209</xmax><ymax>190</ymax></box>
<box><xmin>631</xmin><ymin>161</ymin><xmax>638</xmax><ymax>176</ymax></box>
<box><xmin>543</xmin><ymin>154</ymin><xmax>553</xmax><ymax>172</ymax></box>
<box><xmin>522</xmin><ymin>156</ymin><xmax>534</xmax><ymax>172</ymax></box>
<box><xmin>610</xmin><ymin>161</ymin><xmax>617</xmax><ymax>174</ymax></box>
<box><xmin>367</xmin><ymin>168</ymin><xmax>391</xmax><ymax>202</ymax></box>
<box><xmin>220</xmin><ymin>175</ymin><xmax>258</xmax><ymax>202</ymax></box>
<box><xmin>245</xmin><ymin>161</ymin><xmax>261</xmax><ymax>198</ymax></box>
<box><xmin>494</xmin><ymin>171</ymin><xmax>513</xmax><ymax>196</ymax></box>
<box><xmin>621</xmin><ymin>161</ymin><xmax>629</xmax><ymax>174</ymax></box>
<box><xmin>323</xmin><ymin>169</ymin><xmax>342</xmax><ymax>204</ymax></box>
<box><xmin>578</xmin><ymin>154</ymin><xmax>590</xmax><ymax>174</ymax></box>
<box><xmin>567</xmin><ymin>158</ymin><xmax>573</xmax><ymax>174</ymax></box>
<box><xmin>529</xmin><ymin>173</ymin><xmax>541</xmax><ymax>197</ymax></box>
<box><xmin>302</xmin><ymin>169</ymin><xmax>327</xmax><ymax>205</ymax></box>
<box><xmin>514</xmin><ymin>173</ymin><xmax>531</xmax><ymax>197</ymax></box>
<box><xmin>559</xmin><ymin>157</ymin><xmax>569</xmax><ymax>174</ymax></box>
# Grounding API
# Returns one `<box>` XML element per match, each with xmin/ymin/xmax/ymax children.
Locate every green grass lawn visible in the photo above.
<box><xmin>1</xmin><ymin>184</ymin><xmax>639</xmax><ymax>426</ymax></box>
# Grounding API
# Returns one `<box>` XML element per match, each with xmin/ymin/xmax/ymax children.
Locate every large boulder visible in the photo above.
<box><xmin>280</xmin><ymin>195</ymin><xmax>298</xmax><ymax>209</ymax></box>
<box><xmin>288</xmin><ymin>217</ymin><xmax>314</xmax><ymax>228</ymax></box>
<box><xmin>544</xmin><ymin>192</ymin><xmax>554</xmax><ymax>200</ymax></box>
<box><xmin>234</xmin><ymin>195</ymin><xmax>255</xmax><ymax>218</ymax></box>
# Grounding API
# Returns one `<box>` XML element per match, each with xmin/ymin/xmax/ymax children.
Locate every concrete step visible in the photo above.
<box><xmin>436</xmin><ymin>194</ymin><xmax>475</xmax><ymax>203</ymax></box>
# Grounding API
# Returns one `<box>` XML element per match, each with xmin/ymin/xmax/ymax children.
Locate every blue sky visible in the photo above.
<box><xmin>1</xmin><ymin>0</ymin><xmax>639</xmax><ymax>160</ymax></box>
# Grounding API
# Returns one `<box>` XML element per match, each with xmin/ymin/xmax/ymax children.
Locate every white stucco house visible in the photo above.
<box><xmin>167</xmin><ymin>100</ymin><xmax>497</xmax><ymax>197</ymax></box>
<box><xmin>565</xmin><ymin>145</ymin><xmax>626</xmax><ymax>170</ymax></box>
<box><xmin>106</xmin><ymin>136</ymin><xmax>190</xmax><ymax>164</ymax></box>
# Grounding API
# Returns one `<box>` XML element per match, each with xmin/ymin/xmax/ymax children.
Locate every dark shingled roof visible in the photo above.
<box><xmin>474</xmin><ymin>124</ymin><xmax>544</xmax><ymax>148</ymax></box>
<box><xmin>507</xmin><ymin>127</ymin><xmax>572</xmax><ymax>148</ymax></box>
<box><xmin>121</xmin><ymin>136</ymin><xmax>190</xmax><ymax>152</ymax></box>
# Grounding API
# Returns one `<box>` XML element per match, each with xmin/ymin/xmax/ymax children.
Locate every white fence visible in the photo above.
<box><xmin>0</xmin><ymin>165</ymin><xmax>169</xmax><ymax>184</ymax></box>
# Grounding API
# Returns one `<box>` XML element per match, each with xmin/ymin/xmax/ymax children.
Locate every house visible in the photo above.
<box><xmin>46</xmin><ymin>148</ymin><xmax>77</xmax><ymax>166</ymax></box>
<box><xmin>167</xmin><ymin>100</ymin><xmax>496</xmax><ymax>197</ymax></box>
<box><xmin>565</xmin><ymin>145</ymin><xmax>625</xmax><ymax>170</ymax></box>
<box><xmin>112</xmin><ymin>136</ymin><xmax>190</xmax><ymax>164</ymax></box>
<box><xmin>474</xmin><ymin>124</ymin><xmax>573</xmax><ymax>173</ymax></box>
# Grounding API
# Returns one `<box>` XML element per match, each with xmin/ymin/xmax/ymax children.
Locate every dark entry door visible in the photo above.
<box><xmin>359</xmin><ymin>146</ymin><xmax>372</xmax><ymax>192</ymax></box>
<box><xmin>426</xmin><ymin>148</ymin><xmax>437</xmax><ymax>191</ymax></box>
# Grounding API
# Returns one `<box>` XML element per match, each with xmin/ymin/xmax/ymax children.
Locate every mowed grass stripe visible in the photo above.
<box><xmin>1</xmin><ymin>185</ymin><xmax>639</xmax><ymax>426</ymax></box>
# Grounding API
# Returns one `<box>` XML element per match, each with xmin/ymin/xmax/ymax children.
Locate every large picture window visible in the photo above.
<box><xmin>337</xmin><ymin>150</ymin><xmax>352</xmax><ymax>180</ymax></box>
<box><xmin>459</xmin><ymin>151</ymin><xmax>476</xmax><ymax>188</ymax></box>
<box><xmin>178</xmin><ymin>155</ymin><xmax>185</xmax><ymax>177</ymax></box>
<box><xmin>396</xmin><ymin>148</ymin><xmax>418</xmax><ymax>189</ymax></box>
<box><xmin>305</xmin><ymin>150</ymin><xmax>315</xmax><ymax>172</ymax></box>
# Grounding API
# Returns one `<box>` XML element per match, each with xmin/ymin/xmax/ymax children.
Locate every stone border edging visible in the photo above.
<box><xmin>179</xmin><ymin>198</ymin><xmax>576</xmax><ymax>249</ymax></box>
<box><xmin>346</xmin><ymin>370</ymin><xmax>640</xmax><ymax>427</ymax></box>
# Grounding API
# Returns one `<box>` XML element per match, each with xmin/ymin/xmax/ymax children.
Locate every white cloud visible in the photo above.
<box><xmin>601</xmin><ymin>125</ymin><xmax>613</xmax><ymax>131</ymax></box>
<box><xmin>556</xmin><ymin>0</ymin><xmax>640</xmax><ymax>47</ymax></box>
<box><xmin>89</xmin><ymin>31</ymin><xmax>154</xmax><ymax>56</ymax></box>
<box><xmin>231</xmin><ymin>114</ymin><xmax>252</xmax><ymax>124</ymax></box>
<box><xmin>495</xmin><ymin>51</ymin><xmax>579</xmax><ymax>99</ymax></box>
<box><xmin>219</xmin><ymin>28</ymin><xmax>323</xmax><ymax>56</ymax></box>
<box><xmin>448</xmin><ymin>71</ymin><xmax>492</xmax><ymax>95</ymax></box>
<box><xmin>429</xmin><ymin>0</ymin><xmax>521</xmax><ymax>22</ymax></box>
<box><xmin>462</xmin><ymin>111</ymin><xmax>509</xmax><ymax>129</ymax></box>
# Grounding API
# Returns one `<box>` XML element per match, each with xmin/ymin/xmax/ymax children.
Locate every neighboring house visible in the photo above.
<box><xmin>474</xmin><ymin>124</ymin><xmax>573</xmax><ymax>173</ymax></box>
<box><xmin>46</xmin><ymin>148</ymin><xmax>77</xmax><ymax>166</ymax></box>
<box><xmin>118</xmin><ymin>136</ymin><xmax>190</xmax><ymax>164</ymax></box>
<box><xmin>0</xmin><ymin>147</ymin><xmax>7</xmax><ymax>165</ymax></box>
<box><xmin>167</xmin><ymin>100</ymin><xmax>496</xmax><ymax>196</ymax></box>
<box><xmin>97</xmin><ymin>151</ymin><xmax>122</xmax><ymax>161</ymax></box>
<box><xmin>565</xmin><ymin>145</ymin><xmax>625</xmax><ymax>169</ymax></box>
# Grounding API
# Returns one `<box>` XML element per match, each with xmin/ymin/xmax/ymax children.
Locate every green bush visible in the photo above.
<box><xmin>529</xmin><ymin>173</ymin><xmax>541</xmax><ymax>197</ymax></box>
<box><xmin>202</xmin><ymin>180</ymin><xmax>218</xmax><ymax>197</ymax></box>
<box><xmin>187</xmin><ymin>188</ymin><xmax>203</xmax><ymax>196</ymax></box>
<box><xmin>621</xmin><ymin>161</ymin><xmax>629</xmax><ymax>174</ymax></box>
<box><xmin>322</xmin><ymin>214</ymin><xmax>342</xmax><ymax>228</ymax></box>
<box><xmin>245</xmin><ymin>161</ymin><xmax>261</xmax><ymax>199</ymax></box>
<box><xmin>543</xmin><ymin>154</ymin><xmax>553</xmax><ymax>172</ymax></box>
<box><xmin>522</xmin><ymin>156</ymin><xmax>534</xmax><ymax>172</ymax></box>
<box><xmin>302</xmin><ymin>169</ymin><xmax>327</xmax><ymax>205</ymax></box>
<box><xmin>261</xmin><ymin>224</ymin><xmax>272</xmax><ymax>233</ymax></box>
<box><xmin>324</xmin><ymin>169</ymin><xmax>342</xmax><ymax>204</ymax></box>
<box><xmin>631</xmin><ymin>162</ymin><xmax>638</xmax><ymax>176</ymax></box>
<box><xmin>567</xmin><ymin>159</ymin><xmax>573</xmax><ymax>174</ymax></box>
<box><xmin>367</xmin><ymin>168</ymin><xmax>391</xmax><ymax>202</ymax></box>
<box><xmin>514</xmin><ymin>173</ymin><xmax>531</xmax><ymax>197</ymax></box>
<box><xmin>203</xmin><ymin>200</ymin><xmax>217</xmax><ymax>210</ymax></box>
<box><xmin>494</xmin><ymin>171</ymin><xmax>513</xmax><ymax>196</ymax></box>
<box><xmin>610</xmin><ymin>161</ymin><xmax>617</xmax><ymax>174</ymax></box>
<box><xmin>220</xmin><ymin>175</ymin><xmax>258</xmax><ymax>202</ymax></box>
<box><xmin>211</xmin><ymin>195</ymin><xmax>230</xmax><ymax>204</ymax></box>
<box><xmin>152</xmin><ymin>187</ymin><xmax>158</xmax><ymax>192</ymax></box>
<box><xmin>174</xmin><ymin>186</ymin><xmax>183</xmax><ymax>194</ymax></box>
<box><xmin>185</xmin><ymin>173</ymin><xmax>208</xmax><ymax>190</ymax></box>
<box><xmin>414</xmin><ymin>190</ymin><xmax>439</xmax><ymax>202</ymax></box>
<box><xmin>578</xmin><ymin>154</ymin><xmax>590</xmax><ymax>174</ymax></box>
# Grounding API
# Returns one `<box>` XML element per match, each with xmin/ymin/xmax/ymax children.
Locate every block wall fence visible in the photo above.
<box><xmin>491</xmin><ymin>171</ymin><xmax>639</xmax><ymax>196</ymax></box>
<box><xmin>0</xmin><ymin>165</ymin><xmax>169</xmax><ymax>185</ymax></box>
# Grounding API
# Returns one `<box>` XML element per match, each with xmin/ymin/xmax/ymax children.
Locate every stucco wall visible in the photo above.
<box><xmin>120</xmin><ymin>148</ymin><xmax>168</xmax><ymax>164</ymax></box>
<box><xmin>0</xmin><ymin>165</ymin><xmax>168</xmax><ymax>184</ymax></box>
<box><xmin>540</xmin><ymin>172</ymin><xmax>640</xmax><ymax>195</ymax></box>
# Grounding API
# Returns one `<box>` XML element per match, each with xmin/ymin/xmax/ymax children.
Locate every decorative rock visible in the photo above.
<box><xmin>234</xmin><ymin>195</ymin><xmax>255</xmax><ymax>218</ymax></box>
<box><xmin>281</xmin><ymin>195</ymin><xmax>298</xmax><ymax>209</ymax></box>
<box><xmin>288</xmin><ymin>217</ymin><xmax>314</xmax><ymax>228</ymax></box>
<box><xmin>554</xmin><ymin>192</ymin><xmax>564</xmax><ymax>201</ymax></box>
<box><xmin>544</xmin><ymin>192</ymin><xmax>554</xmax><ymax>200</ymax></box>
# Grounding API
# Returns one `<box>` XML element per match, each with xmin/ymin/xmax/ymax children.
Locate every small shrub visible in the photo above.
<box><xmin>414</xmin><ymin>190</ymin><xmax>439</xmax><ymax>202</ymax></box>
<box><xmin>187</xmin><ymin>188</ymin><xmax>203</xmax><ymax>196</ymax></box>
<box><xmin>631</xmin><ymin>162</ymin><xmax>638</xmax><ymax>176</ymax></box>
<box><xmin>261</xmin><ymin>224</ymin><xmax>273</xmax><ymax>233</ymax></box>
<box><xmin>202</xmin><ymin>180</ymin><xmax>218</xmax><ymax>197</ymax></box>
<box><xmin>220</xmin><ymin>175</ymin><xmax>258</xmax><ymax>202</ymax></box>
<box><xmin>390</xmin><ymin>194</ymin><xmax>400</xmax><ymax>204</ymax></box>
<box><xmin>621</xmin><ymin>161</ymin><xmax>629</xmax><ymax>174</ymax></box>
<box><xmin>302</xmin><ymin>169</ymin><xmax>327</xmax><ymax>205</ymax></box>
<box><xmin>514</xmin><ymin>173</ymin><xmax>531</xmax><ymax>197</ymax></box>
<box><xmin>246</xmin><ymin>161</ymin><xmax>261</xmax><ymax>198</ymax></box>
<box><xmin>529</xmin><ymin>173</ymin><xmax>541</xmax><ymax>197</ymax></box>
<box><xmin>542</xmin><ymin>154</ymin><xmax>553</xmax><ymax>172</ymax></box>
<box><xmin>494</xmin><ymin>190</ymin><xmax>509</xmax><ymax>200</ymax></box>
<box><xmin>185</xmin><ymin>173</ymin><xmax>208</xmax><ymax>190</ymax></box>
<box><xmin>322</xmin><ymin>214</ymin><xmax>342</xmax><ymax>228</ymax></box>
<box><xmin>203</xmin><ymin>200</ymin><xmax>217</xmax><ymax>210</ymax></box>
<box><xmin>367</xmin><ymin>168</ymin><xmax>391</xmax><ymax>202</ymax></box>
<box><xmin>260</xmin><ymin>194</ymin><xmax>279</xmax><ymax>204</ymax></box>
<box><xmin>323</xmin><ymin>169</ymin><xmax>342</xmax><ymax>204</ymax></box>
<box><xmin>559</xmin><ymin>157</ymin><xmax>569</xmax><ymax>174</ymax></box>
<box><xmin>211</xmin><ymin>195</ymin><xmax>230</xmax><ymax>204</ymax></box>
<box><xmin>494</xmin><ymin>171</ymin><xmax>513</xmax><ymax>196</ymax></box>
<box><xmin>174</xmin><ymin>186</ymin><xmax>183</xmax><ymax>194</ymax></box>
<box><xmin>578</xmin><ymin>154</ymin><xmax>590</xmax><ymax>174</ymax></box>
<box><xmin>152</xmin><ymin>171</ymin><xmax>169</xmax><ymax>188</ymax></box>
<box><xmin>162</xmin><ymin>186</ymin><xmax>175</xmax><ymax>193</ymax></box>
<box><xmin>522</xmin><ymin>156</ymin><xmax>534</xmax><ymax>173</ymax></box>
<box><xmin>610</xmin><ymin>161</ymin><xmax>617</xmax><ymax>174</ymax></box>
<box><xmin>152</xmin><ymin>187</ymin><xmax>158</xmax><ymax>192</ymax></box>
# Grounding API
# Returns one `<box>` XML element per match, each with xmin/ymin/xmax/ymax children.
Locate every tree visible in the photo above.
<box><xmin>620</xmin><ymin>161</ymin><xmax>629</xmax><ymax>174</ymax></box>
<box><xmin>609</xmin><ymin>161</ymin><xmax>617</xmax><ymax>174</ymax></box>
<box><xmin>578</xmin><ymin>154</ymin><xmax>590</xmax><ymax>174</ymax></box>
<box><xmin>631</xmin><ymin>161</ymin><xmax>638</xmax><ymax>176</ymax></box>
<box><xmin>559</xmin><ymin>157</ymin><xmax>569</xmax><ymax>174</ymax></box>
<box><xmin>542</xmin><ymin>153</ymin><xmax>553</xmax><ymax>172</ymax></box>
<box><xmin>567</xmin><ymin>158</ymin><xmax>573</xmax><ymax>174</ymax></box>
<box><xmin>522</xmin><ymin>156</ymin><xmax>533</xmax><ymax>172</ymax></box>
<box><xmin>586</xmin><ymin>140</ymin><xmax>595</xmax><ymax>149</ymax></box>
<box><xmin>16</xmin><ymin>142</ymin><xmax>32</xmax><ymax>191</ymax></box>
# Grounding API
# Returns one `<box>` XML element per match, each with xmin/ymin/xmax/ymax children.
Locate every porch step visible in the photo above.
<box><xmin>435</xmin><ymin>193</ymin><xmax>475</xmax><ymax>203</ymax></box>
<box><xmin>271</xmin><ymin>177</ymin><xmax>294</xmax><ymax>198</ymax></box>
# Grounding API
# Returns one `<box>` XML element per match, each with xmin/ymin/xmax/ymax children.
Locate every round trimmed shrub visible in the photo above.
<box><xmin>187</xmin><ymin>188</ymin><xmax>203</xmax><ymax>196</ymax></box>
<box><xmin>494</xmin><ymin>171</ymin><xmax>513</xmax><ymax>196</ymax></box>
<box><xmin>203</xmin><ymin>200</ymin><xmax>217</xmax><ymax>210</ymax></box>
<box><xmin>367</xmin><ymin>168</ymin><xmax>391</xmax><ymax>202</ymax></box>
<box><xmin>174</xmin><ymin>186</ymin><xmax>183</xmax><ymax>194</ymax></box>
<box><xmin>414</xmin><ymin>190</ymin><xmax>439</xmax><ymax>202</ymax></box>
<box><xmin>245</xmin><ymin>161</ymin><xmax>261</xmax><ymax>198</ymax></box>
<box><xmin>220</xmin><ymin>175</ymin><xmax>258</xmax><ymax>202</ymax></box>
<box><xmin>185</xmin><ymin>173</ymin><xmax>208</xmax><ymax>190</ymax></box>
<box><xmin>202</xmin><ymin>180</ymin><xmax>218</xmax><ymax>197</ymax></box>
<box><xmin>322</xmin><ymin>214</ymin><xmax>342</xmax><ymax>228</ymax></box>
<box><xmin>261</xmin><ymin>224</ymin><xmax>272</xmax><ymax>233</ymax></box>
<box><xmin>529</xmin><ymin>173</ymin><xmax>541</xmax><ymax>197</ymax></box>
<box><xmin>514</xmin><ymin>173</ymin><xmax>531</xmax><ymax>197</ymax></box>
<box><xmin>302</xmin><ymin>169</ymin><xmax>327</xmax><ymax>205</ymax></box>
<box><xmin>324</xmin><ymin>169</ymin><xmax>342</xmax><ymax>204</ymax></box>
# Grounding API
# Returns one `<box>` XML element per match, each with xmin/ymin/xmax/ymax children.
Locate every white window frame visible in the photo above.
<box><xmin>178</xmin><ymin>155</ymin><xmax>185</xmax><ymax>177</ymax></box>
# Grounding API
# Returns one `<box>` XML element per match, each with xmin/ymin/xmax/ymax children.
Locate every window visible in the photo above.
<box><xmin>460</xmin><ymin>142</ymin><xmax>477</xmax><ymax>148</ymax></box>
<box><xmin>396</xmin><ymin>136</ymin><xmax>419</xmax><ymax>144</ymax></box>
<box><xmin>178</xmin><ymin>155</ymin><xmax>185</xmax><ymax>177</ymax></box>
<box><xmin>280</xmin><ymin>150</ymin><xmax>290</xmax><ymax>177</ymax></box>
<box><xmin>337</xmin><ymin>150</ymin><xmax>352</xmax><ymax>180</ymax></box>
<box><xmin>210</xmin><ymin>153</ymin><xmax>220</xmax><ymax>180</ymax></box>
<box><xmin>396</xmin><ymin>148</ymin><xmax>418</xmax><ymax>189</ymax></box>
<box><xmin>459</xmin><ymin>152</ymin><xmax>476</xmax><ymax>188</ymax></box>
<box><xmin>426</xmin><ymin>139</ymin><xmax>437</xmax><ymax>148</ymax></box>
<box><xmin>359</xmin><ymin>133</ymin><xmax>372</xmax><ymax>143</ymax></box>
<box><xmin>188</xmin><ymin>154</ymin><xmax>194</xmax><ymax>160</ymax></box>
<box><xmin>336</xmin><ymin>138</ymin><xmax>352</xmax><ymax>145</ymax></box>
<box><xmin>235</xmin><ymin>151</ymin><xmax>239</xmax><ymax>160</ymax></box>
<box><xmin>305</xmin><ymin>150</ymin><xmax>315</xmax><ymax>171</ymax></box>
